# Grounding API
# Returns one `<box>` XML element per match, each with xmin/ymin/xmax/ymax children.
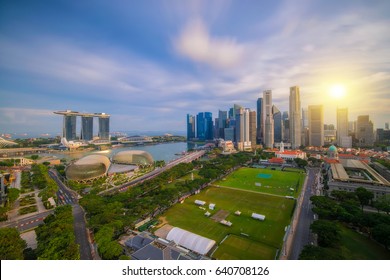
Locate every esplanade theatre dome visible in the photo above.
<box><xmin>112</xmin><ymin>150</ymin><xmax>154</xmax><ymax>165</ymax></box>
<box><xmin>66</xmin><ymin>154</ymin><xmax>111</xmax><ymax>182</ymax></box>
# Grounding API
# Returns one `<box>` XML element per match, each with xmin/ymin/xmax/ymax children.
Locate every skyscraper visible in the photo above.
<box><xmin>235</xmin><ymin>108</ymin><xmax>251</xmax><ymax>151</ymax></box>
<box><xmin>264</xmin><ymin>90</ymin><xmax>274</xmax><ymax>148</ymax></box>
<box><xmin>81</xmin><ymin>116</ymin><xmax>93</xmax><ymax>141</ymax></box>
<box><xmin>308</xmin><ymin>105</ymin><xmax>324</xmax><ymax>147</ymax></box>
<box><xmin>273</xmin><ymin>105</ymin><xmax>283</xmax><ymax>143</ymax></box>
<box><xmin>235</xmin><ymin>108</ymin><xmax>244</xmax><ymax>148</ymax></box>
<box><xmin>249</xmin><ymin>110</ymin><xmax>257</xmax><ymax>149</ymax></box>
<box><xmin>196</xmin><ymin>112</ymin><xmax>213</xmax><ymax>140</ymax></box>
<box><xmin>289</xmin><ymin>86</ymin><xmax>301</xmax><ymax>149</ymax></box>
<box><xmin>337</xmin><ymin>108</ymin><xmax>350</xmax><ymax>147</ymax></box>
<box><xmin>282</xmin><ymin>111</ymin><xmax>290</xmax><ymax>142</ymax></box>
<box><xmin>256</xmin><ymin>97</ymin><xmax>263</xmax><ymax>144</ymax></box>
<box><xmin>64</xmin><ymin>115</ymin><xmax>77</xmax><ymax>140</ymax></box>
<box><xmin>186</xmin><ymin>114</ymin><xmax>196</xmax><ymax>140</ymax></box>
<box><xmin>218</xmin><ymin>110</ymin><xmax>228</xmax><ymax>139</ymax></box>
<box><xmin>356</xmin><ymin>115</ymin><xmax>374</xmax><ymax>147</ymax></box>
<box><xmin>98</xmin><ymin>114</ymin><xmax>110</xmax><ymax>140</ymax></box>
<box><xmin>301</xmin><ymin>108</ymin><xmax>309</xmax><ymax>146</ymax></box>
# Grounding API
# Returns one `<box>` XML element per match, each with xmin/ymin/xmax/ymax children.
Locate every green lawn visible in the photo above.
<box><xmin>163</xmin><ymin>170</ymin><xmax>201</xmax><ymax>190</ymax></box>
<box><xmin>339</xmin><ymin>224</ymin><xmax>390</xmax><ymax>260</ymax></box>
<box><xmin>213</xmin><ymin>235</ymin><xmax>277</xmax><ymax>260</ymax></box>
<box><xmin>283</xmin><ymin>167</ymin><xmax>305</xmax><ymax>173</ymax></box>
<box><xmin>215</xmin><ymin>167</ymin><xmax>305</xmax><ymax>197</ymax></box>
<box><xmin>158</xmin><ymin>186</ymin><xmax>295</xmax><ymax>259</ymax></box>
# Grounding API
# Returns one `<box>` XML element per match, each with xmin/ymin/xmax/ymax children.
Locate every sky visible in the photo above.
<box><xmin>0</xmin><ymin>0</ymin><xmax>389</xmax><ymax>136</ymax></box>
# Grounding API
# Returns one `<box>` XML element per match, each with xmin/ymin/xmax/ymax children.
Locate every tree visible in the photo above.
<box><xmin>0</xmin><ymin>228</ymin><xmax>27</xmax><ymax>259</ymax></box>
<box><xmin>35</xmin><ymin>205</ymin><xmax>80</xmax><ymax>260</ymax></box>
<box><xmin>310</xmin><ymin>220</ymin><xmax>341</xmax><ymax>248</ymax></box>
<box><xmin>30</xmin><ymin>155</ymin><xmax>39</xmax><ymax>160</ymax></box>
<box><xmin>7</xmin><ymin>188</ymin><xmax>20</xmax><ymax>204</ymax></box>
<box><xmin>294</xmin><ymin>158</ymin><xmax>308</xmax><ymax>168</ymax></box>
<box><xmin>355</xmin><ymin>187</ymin><xmax>374</xmax><ymax>211</ymax></box>
<box><xmin>299</xmin><ymin>245</ymin><xmax>344</xmax><ymax>260</ymax></box>
<box><xmin>373</xmin><ymin>194</ymin><xmax>390</xmax><ymax>214</ymax></box>
<box><xmin>372</xmin><ymin>223</ymin><xmax>390</xmax><ymax>249</ymax></box>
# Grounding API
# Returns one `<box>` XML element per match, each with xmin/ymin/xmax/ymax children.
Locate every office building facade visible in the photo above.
<box><xmin>273</xmin><ymin>105</ymin><xmax>283</xmax><ymax>143</ymax></box>
<box><xmin>64</xmin><ymin>115</ymin><xmax>77</xmax><ymax>140</ymax></box>
<box><xmin>308</xmin><ymin>105</ymin><xmax>324</xmax><ymax>147</ymax></box>
<box><xmin>186</xmin><ymin>114</ymin><xmax>196</xmax><ymax>140</ymax></box>
<box><xmin>264</xmin><ymin>90</ymin><xmax>274</xmax><ymax>148</ymax></box>
<box><xmin>289</xmin><ymin>86</ymin><xmax>301</xmax><ymax>149</ymax></box>
<box><xmin>356</xmin><ymin>115</ymin><xmax>374</xmax><ymax>147</ymax></box>
<box><xmin>337</xmin><ymin>108</ymin><xmax>350</xmax><ymax>147</ymax></box>
<box><xmin>249</xmin><ymin>110</ymin><xmax>257</xmax><ymax>149</ymax></box>
<box><xmin>196</xmin><ymin>112</ymin><xmax>213</xmax><ymax>141</ymax></box>
<box><xmin>81</xmin><ymin>116</ymin><xmax>93</xmax><ymax>141</ymax></box>
<box><xmin>256</xmin><ymin>97</ymin><xmax>263</xmax><ymax>144</ymax></box>
<box><xmin>98</xmin><ymin>115</ymin><xmax>110</xmax><ymax>140</ymax></box>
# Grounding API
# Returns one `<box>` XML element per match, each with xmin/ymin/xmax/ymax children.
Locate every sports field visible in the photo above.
<box><xmin>157</xmin><ymin>186</ymin><xmax>295</xmax><ymax>259</ymax></box>
<box><xmin>215</xmin><ymin>167</ymin><xmax>305</xmax><ymax>197</ymax></box>
<box><xmin>213</xmin><ymin>235</ymin><xmax>277</xmax><ymax>260</ymax></box>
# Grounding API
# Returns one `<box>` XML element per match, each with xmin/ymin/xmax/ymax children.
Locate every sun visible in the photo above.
<box><xmin>329</xmin><ymin>84</ymin><xmax>346</xmax><ymax>99</ymax></box>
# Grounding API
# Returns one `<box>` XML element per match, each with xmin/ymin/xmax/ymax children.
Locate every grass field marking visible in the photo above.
<box><xmin>212</xmin><ymin>184</ymin><xmax>289</xmax><ymax>199</ymax></box>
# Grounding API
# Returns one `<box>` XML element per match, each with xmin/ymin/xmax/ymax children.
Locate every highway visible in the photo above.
<box><xmin>100</xmin><ymin>150</ymin><xmax>206</xmax><ymax>194</ymax></box>
<box><xmin>288</xmin><ymin>167</ymin><xmax>319</xmax><ymax>259</ymax></box>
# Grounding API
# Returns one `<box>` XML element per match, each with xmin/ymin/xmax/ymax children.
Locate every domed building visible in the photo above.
<box><xmin>328</xmin><ymin>145</ymin><xmax>338</xmax><ymax>160</ymax></box>
<box><xmin>66</xmin><ymin>154</ymin><xmax>111</xmax><ymax>182</ymax></box>
<box><xmin>112</xmin><ymin>150</ymin><xmax>154</xmax><ymax>166</ymax></box>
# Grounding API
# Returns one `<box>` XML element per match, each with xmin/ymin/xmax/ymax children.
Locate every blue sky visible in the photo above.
<box><xmin>0</xmin><ymin>0</ymin><xmax>389</xmax><ymax>136</ymax></box>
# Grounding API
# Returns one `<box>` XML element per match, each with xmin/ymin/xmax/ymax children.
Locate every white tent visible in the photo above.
<box><xmin>251</xmin><ymin>213</ymin><xmax>266</xmax><ymax>221</ymax></box>
<box><xmin>166</xmin><ymin>227</ymin><xmax>216</xmax><ymax>255</ymax></box>
<box><xmin>195</xmin><ymin>200</ymin><xmax>206</xmax><ymax>206</ymax></box>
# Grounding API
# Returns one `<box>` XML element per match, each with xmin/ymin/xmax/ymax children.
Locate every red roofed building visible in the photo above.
<box><xmin>275</xmin><ymin>142</ymin><xmax>306</xmax><ymax>160</ymax></box>
<box><xmin>269</xmin><ymin>157</ymin><xmax>285</xmax><ymax>164</ymax></box>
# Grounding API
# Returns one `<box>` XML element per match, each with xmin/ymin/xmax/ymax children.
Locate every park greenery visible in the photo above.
<box><xmin>79</xmin><ymin>152</ymin><xmax>252</xmax><ymax>259</ymax></box>
<box><xmin>0</xmin><ymin>227</ymin><xmax>27</xmax><ymax>260</ymax></box>
<box><xmin>26</xmin><ymin>164</ymin><xmax>58</xmax><ymax>208</ymax></box>
<box><xmin>35</xmin><ymin>205</ymin><xmax>80</xmax><ymax>260</ymax></box>
<box><xmin>299</xmin><ymin>188</ymin><xmax>390</xmax><ymax>259</ymax></box>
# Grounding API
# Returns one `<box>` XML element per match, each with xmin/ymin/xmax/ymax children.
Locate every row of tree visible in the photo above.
<box><xmin>35</xmin><ymin>205</ymin><xmax>80</xmax><ymax>259</ymax></box>
<box><xmin>300</xmin><ymin>188</ymin><xmax>390</xmax><ymax>259</ymax></box>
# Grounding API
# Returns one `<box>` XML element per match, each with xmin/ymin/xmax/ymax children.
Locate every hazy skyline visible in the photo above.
<box><xmin>0</xmin><ymin>0</ymin><xmax>389</xmax><ymax>135</ymax></box>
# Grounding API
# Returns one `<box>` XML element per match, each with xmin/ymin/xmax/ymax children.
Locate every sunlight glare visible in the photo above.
<box><xmin>329</xmin><ymin>84</ymin><xmax>346</xmax><ymax>99</ymax></box>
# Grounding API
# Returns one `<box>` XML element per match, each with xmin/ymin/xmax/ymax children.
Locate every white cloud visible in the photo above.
<box><xmin>174</xmin><ymin>18</ymin><xmax>246</xmax><ymax>68</ymax></box>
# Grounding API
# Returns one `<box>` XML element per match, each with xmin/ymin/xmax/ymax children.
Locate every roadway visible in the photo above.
<box><xmin>100</xmin><ymin>150</ymin><xmax>206</xmax><ymax>194</ymax></box>
<box><xmin>0</xmin><ymin>210</ymin><xmax>54</xmax><ymax>232</ymax></box>
<box><xmin>288</xmin><ymin>167</ymin><xmax>319</xmax><ymax>259</ymax></box>
<box><xmin>49</xmin><ymin>170</ymin><xmax>93</xmax><ymax>260</ymax></box>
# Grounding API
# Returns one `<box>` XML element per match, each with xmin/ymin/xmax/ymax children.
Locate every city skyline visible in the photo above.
<box><xmin>1</xmin><ymin>0</ymin><xmax>389</xmax><ymax>135</ymax></box>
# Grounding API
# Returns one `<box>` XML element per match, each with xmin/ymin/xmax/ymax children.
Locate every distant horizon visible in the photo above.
<box><xmin>0</xmin><ymin>130</ymin><xmax>187</xmax><ymax>139</ymax></box>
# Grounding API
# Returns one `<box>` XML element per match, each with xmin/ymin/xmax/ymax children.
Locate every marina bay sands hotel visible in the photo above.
<box><xmin>54</xmin><ymin>110</ymin><xmax>110</xmax><ymax>141</ymax></box>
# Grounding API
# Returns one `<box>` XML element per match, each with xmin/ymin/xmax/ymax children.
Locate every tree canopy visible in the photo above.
<box><xmin>0</xmin><ymin>227</ymin><xmax>27</xmax><ymax>260</ymax></box>
<box><xmin>35</xmin><ymin>205</ymin><xmax>80</xmax><ymax>260</ymax></box>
